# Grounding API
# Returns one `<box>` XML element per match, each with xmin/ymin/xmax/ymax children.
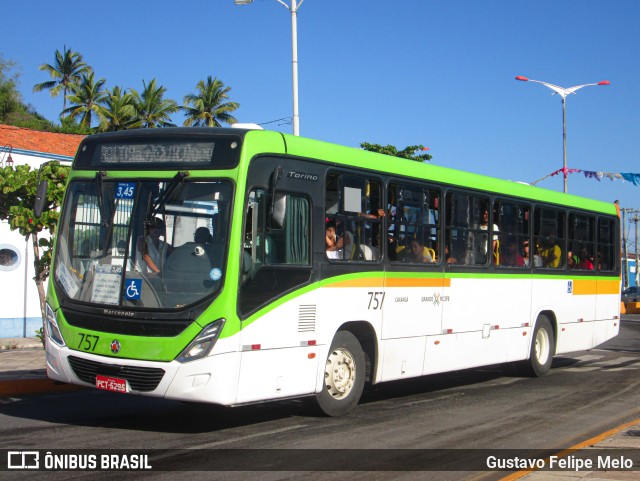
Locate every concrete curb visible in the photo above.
<box><xmin>0</xmin><ymin>343</ymin><xmax>86</xmax><ymax>396</ymax></box>
<box><xmin>0</xmin><ymin>337</ymin><xmax>44</xmax><ymax>350</ymax></box>
<box><xmin>0</xmin><ymin>377</ymin><xmax>86</xmax><ymax>396</ymax></box>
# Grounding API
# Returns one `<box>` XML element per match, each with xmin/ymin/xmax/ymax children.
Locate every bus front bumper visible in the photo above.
<box><xmin>46</xmin><ymin>341</ymin><xmax>241</xmax><ymax>405</ymax></box>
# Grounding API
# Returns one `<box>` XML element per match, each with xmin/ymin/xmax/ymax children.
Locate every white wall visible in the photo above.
<box><xmin>1</xmin><ymin>151</ymin><xmax>69</xmax><ymax>338</ymax></box>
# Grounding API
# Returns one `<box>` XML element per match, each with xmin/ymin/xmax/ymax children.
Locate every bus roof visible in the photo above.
<box><xmin>73</xmin><ymin>128</ymin><xmax>618</xmax><ymax>216</ymax></box>
<box><xmin>270</xmin><ymin>131</ymin><xmax>618</xmax><ymax>216</ymax></box>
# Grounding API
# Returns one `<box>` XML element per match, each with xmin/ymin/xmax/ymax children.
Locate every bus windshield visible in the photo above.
<box><xmin>54</xmin><ymin>178</ymin><xmax>232</xmax><ymax>310</ymax></box>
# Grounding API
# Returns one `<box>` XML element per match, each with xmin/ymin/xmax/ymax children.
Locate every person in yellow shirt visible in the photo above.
<box><xmin>540</xmin><ymin>237</ymin><xmax>562</xmax><ymax>268</ymax></box>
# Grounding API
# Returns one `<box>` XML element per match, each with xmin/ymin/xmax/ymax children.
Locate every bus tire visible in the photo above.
<box><xmin>313</xmin><ymin>330</ymin><xmax>365</xmax><ymax>417</ymax></box>
<box><xmin>518</xmin><ymin>315</ymin><xmax>555</xmax><ymax>377</ymax></box>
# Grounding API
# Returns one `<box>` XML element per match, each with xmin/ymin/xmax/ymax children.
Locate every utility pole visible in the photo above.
<box><xmin>634</xmin><ymin>213</ymin><xmax>640</xmax><ymax>286</ymax></box>
<box><xmin>622</xmin><ymin>208</ymin><xmax>640</xmax><ymax>288</ymax></box>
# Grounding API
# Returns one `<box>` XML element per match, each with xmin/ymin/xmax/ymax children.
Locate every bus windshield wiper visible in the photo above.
<box><xmin>149</xmin><ymin>171</ymin><xmax>189</xmax><ymax>219</ymax></box>
<box><xmin>95</xmin><ymin>171</ymin><xmax>109</xmax><ymax>228</ymax></box>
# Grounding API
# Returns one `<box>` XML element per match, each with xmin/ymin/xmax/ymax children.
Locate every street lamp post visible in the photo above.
<box><xmin>235</xmin><ymin>0</ymin><xmax>305</xmax><ymax>136</ymax></box>
<box><xmin>515</xmin><ymin>76</ymin><xmax>610</xmax><ymax>193</ymax></box>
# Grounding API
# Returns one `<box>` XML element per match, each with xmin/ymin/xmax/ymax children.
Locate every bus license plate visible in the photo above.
<box><xmin>96</xmin><ymin>375</ymin><xmax>127</xmax><ymax>393</ymax></box>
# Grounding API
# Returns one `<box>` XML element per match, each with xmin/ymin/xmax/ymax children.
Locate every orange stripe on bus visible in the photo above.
<box><xmin>572</xmin><ymin>279</ymin><xmax>619</xmax><ymax>296</ymax></box>
<box><xmin>326</xmin><ymin>277</ymin><xmax>450</xmax><ymax>288</ymax></box>
<box><xmin>386</xmin><ymin>278</ymin><xmax>451</xmax><ymax>288</ymax></box>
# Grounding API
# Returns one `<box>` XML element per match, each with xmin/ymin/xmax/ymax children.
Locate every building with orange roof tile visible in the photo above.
<box><xmin>1</xmin><ymin>124</ymin><xmax>85</xmax><ymax>338</ymax></box>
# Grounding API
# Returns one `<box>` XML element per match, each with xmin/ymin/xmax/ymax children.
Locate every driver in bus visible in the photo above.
<box><xmin>136</xmin><ymin>217</ymin><xmax>173</xmax><ymax>274</ymax></box>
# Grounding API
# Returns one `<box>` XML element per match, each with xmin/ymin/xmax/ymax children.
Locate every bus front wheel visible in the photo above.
<box><xmin>313</xmin><ymin>330</ymin><xmax>365</xmax><ymax>417</ymax></box>
<box><xmin>518</xmin><ymin>315</ymin><xmax>555</xmax><ymax>377</ymax></box>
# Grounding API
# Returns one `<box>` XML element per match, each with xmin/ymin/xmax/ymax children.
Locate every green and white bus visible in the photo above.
<box><xmin>43</xmin><ymin>127</ymin><xmax>621</xmax><ymax>416</ymax></box>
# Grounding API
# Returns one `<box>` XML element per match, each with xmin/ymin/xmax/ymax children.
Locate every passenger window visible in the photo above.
<box><xmin>597</xmin><ymin>218</ymin><xmax>617</xmax><ymax>272</ymax></box>
<box><xmin>445</xmin><ymin>192</ymin><xmax>494</xmax><ymax>266</ymax></box>
<box><xmin>325</xmin><ymin>173</ymin><xmax>383</xmax><ymax>262</ymax></box>
<box><xmin>568</xmin><ymin>213</ymin><xmax>595</xmax><ymax>270</ymax></box>
<box><xmin>239</xmin><ymin>188</ymin><xmax>311</xmax><ymax>316</ymax></box>
<box><xmin>244</xmin><ymin>189</ymin><xmax>310</xmax><ymax>270</ymax></box>
<box><xmin>495</xmin><ymin>201</ymin><xmax>530</xmax><ymax>268</ymax></box>
<box><xmin>534</xmin><ymin>208</ymin><xmax>565</xmax><ymax>269</ymax></box>
<box><xmin>388</xmin><ymin>183</ymin><xmax>440</xmax><ymax>264</ymax></box>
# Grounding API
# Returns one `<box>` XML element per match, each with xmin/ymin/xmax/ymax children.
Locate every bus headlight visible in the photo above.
<box><xmin>45</xmin><ymin>303</ymin><xmax>66</xmax><ymax>347</ymax></box>
<box><xmin>177</xmin><ymin>319</ymin><xmax>225</xmax><ymax>363</ymax></box>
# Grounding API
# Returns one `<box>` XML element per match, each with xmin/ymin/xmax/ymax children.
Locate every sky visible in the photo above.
<box><xmin>3</xmin><ymin>0</ymin><xmax>640</xmax><ymax>249</ymax></box>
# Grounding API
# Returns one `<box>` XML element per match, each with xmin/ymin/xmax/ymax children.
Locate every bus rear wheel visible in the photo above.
<box><xmin>313</xmin><ymin>330</ymin><xmax>365</xmax><ymax>417</ymax></box>
<box><xmin>517</xmin><ymin>315</ymin><xmax>555</xmax><ymax>377</ymax></box>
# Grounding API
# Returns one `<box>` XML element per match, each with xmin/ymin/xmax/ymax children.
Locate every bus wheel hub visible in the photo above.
<box><xmin>325</xmin><ymin>348</ymin><xmax>356</xmax><ymax>399</ymax></box>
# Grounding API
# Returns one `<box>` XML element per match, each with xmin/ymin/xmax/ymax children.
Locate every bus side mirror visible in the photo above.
<box><xmin>269</xmin><ymin>193</ymin><xmax>287</xmax><ymax>230</ymax></box>
<box><xmin>34</xmin><ymin>180</ymin><xmax>49</xmax><ymax>218</ymax></box>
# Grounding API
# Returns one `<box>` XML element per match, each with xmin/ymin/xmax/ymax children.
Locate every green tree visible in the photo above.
<box><xmin>98</xmin><ymin>86</ymin><xmax>140</xmax><ymax>132</ymax></box>
<box><xmin>1</xmin><ymin>55</ymin><xmax>55</xmax><ymax>130</ymax></box>
<box><xmin>182</xmin><ymin>76</ymin><xmax>239</xmax><ymax>127</ymax></box>
<box><xmin>131</xmin><ymin>79</ymin><xmax>178</xmax><ymax>128</ymax></box>
<box><xmin>360</xmin><ymin>142</ymin><xmax>433</xmax><ymax>162</ymax></box>
<box><xmin>0</xmin><ymin>55</ymin><xmax>22</xmax><ymax>121</ymax></box>
<box><xmin>61</xmin><ymin>71</ymin><xmax>108</xmax><ymax>130</ymax></box>
<box><xmin>0</xmin><ymin>162</ymin><xmax>70</xmax><ymax>321</ymax></box>
<box><xmin>33</xmin><ymin>46</ymin><xmax>91</xmax><ymax>114</ymax></box>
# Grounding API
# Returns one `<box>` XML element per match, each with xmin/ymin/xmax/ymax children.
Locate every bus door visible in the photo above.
<box><xmin>236</xmin><ymin>156</ymin><xmax>321</xmax><ymax>403</ymax></box>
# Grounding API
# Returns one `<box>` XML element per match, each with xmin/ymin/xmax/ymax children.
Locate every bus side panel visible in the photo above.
<box><xmin>379</xmin><ymin>336</ymin><xmax>427</xmax><ymax>382</ymax></box>
<box><xmin>593</xmin><ymin>279</ymin><xmax>621</xmax><ymax>347</ymax></box>
<box><xmin>555</xmin><ymin>322</ymin><xmax>596</xmax><ymax>354</ymax></box>
<box><xmin>381</xmin><ymin>276</ymin><xmax>444</xmax><ymax>339</ymax></box>
<box><xmin>441</xmin><ymin>277</ymin><xmax>531</xmax><ymax>367</ymax></box>
<box><xmin>236</xmin><ymin>348</ymin><xmax>319</xmax><ymax>403</ymax></box>
<box><xmin>236</xmin><ymin>290</ymin><xmax>321</xmax><ymax>404</ymax></box>
<box><xmin>423</xmin><ymin>334</ymin><xmax>457</xmax><ymax>375</ymax></box>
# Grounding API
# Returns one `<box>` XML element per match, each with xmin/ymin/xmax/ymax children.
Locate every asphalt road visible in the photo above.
<box><xmin>2</xmin><ymin>316</ymin><xmax>640</xmax><ymax>481</ymax></box>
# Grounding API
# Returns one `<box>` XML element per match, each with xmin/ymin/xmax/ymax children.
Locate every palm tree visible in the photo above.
<box><xmin>61</xmin><ymin>71</ymin><xmax>108</xmax><ymax>130</ymax></box>
<box><xmin>182</xmin><ymin>76</ymin><xmax>240</xmax><ymax>127</ymax></box>
<box><xmin>98</xmin><ymin>86</ymin><xmax>140</xmax><ymax>132</ymax></box>
<box><xmin>33</xmin><ymin>46</ymin><xmax>90</xmax><ymax>114</ymax></box>
<box><xmin>130</xmin><ymin>79</ymin><xmax>178</xmax><ymax>128</ymax></box>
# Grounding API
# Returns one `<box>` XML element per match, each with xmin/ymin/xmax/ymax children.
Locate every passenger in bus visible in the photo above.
<box><xmin>521</xmin><ymin>240</ymin><xmax>530</xmax><ymax>267</ymax></box>
<box><xmin>358</xmin><ymin>208</ymin><xmax>386</xmax><ymax>219</ymax></box>
<box><xmin>480</xmin><ymin>209</ymin><xmax>499</xmax><ymax>263</ymax></box>
<box><xmin>533</xmin><ymin>243</ymin><xmax>544</xmax><ymax>267</ymax></box>
<box><xmin>444</xmin><ymin>244</ymin><xmax>458</xmax><ymax>264</ymax></box>
<box><xmin>502</xmin><ymin>242</ymin><xmax>524</xmax><ymax>267</ymax></box>
<box><xmin>540</xmin><ymin>236</ymin><xmax>561</xmax><ymax>268</ymax></box>
<box><xmin>136</xmin><ymin>217</ymin><xmax>173</xmax><ymax>274</ymax></box>
<box><xmin>407</xmin><ymin>238</ymin><xmax>433</xmax><ymax>263</ymax></box>
<box><xmin>194</xmin><ymin>226</ymin><xmax>213</xmax><ymax>245</ymax></box>
<box><xmin>325</xmin><ymin>222</ymin><xmax>343</xmax><ymax>259</ymax></box>
<box><xmin>577</xmin><ymin>248</ymin><xmax>594</xmax><ymax>270</ymax></box>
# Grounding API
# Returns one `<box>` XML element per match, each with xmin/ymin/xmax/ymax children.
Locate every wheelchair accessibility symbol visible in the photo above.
<box><xmin>125</xmin><ymin>279</ymin><xmax>142</xmax><ymax>300</ymax></box>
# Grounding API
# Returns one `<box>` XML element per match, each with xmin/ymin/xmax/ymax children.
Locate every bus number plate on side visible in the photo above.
<box><xmin>95</xmin><ymin>375</ymin><xmax>127</xmax><ymax>393</ymax></box>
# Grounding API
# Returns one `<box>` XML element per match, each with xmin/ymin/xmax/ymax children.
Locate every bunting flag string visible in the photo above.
<box><xmin>531</xmin><ymin>168</ymin><xmax>640</xmax><ymax>187</ymax></box>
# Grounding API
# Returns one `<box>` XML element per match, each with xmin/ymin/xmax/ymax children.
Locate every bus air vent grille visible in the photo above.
<box><xmin>298</xmin><ymin>304</ymin><xmax>316</xmax><ymax>332</ymax></box>
<box><xmin>68</xmin><ymin>356</ymin><xmax>165</xmax><ymax>392</ymax></box>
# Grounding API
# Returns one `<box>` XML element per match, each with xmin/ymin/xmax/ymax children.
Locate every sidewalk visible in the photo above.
<box><xmin>504</xmin><ymin>419</ymin><xmax>640</xmax><ymax>481</ymax></box>
<box><xmin>0</xmin><ymin>338</ymin><xmax>82</xmax><ymax>396</ymax></box>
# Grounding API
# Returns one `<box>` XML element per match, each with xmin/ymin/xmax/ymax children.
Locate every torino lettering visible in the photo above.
<box><xmin>287</xmin><ymin>171</ymin><xmax>318</xmax><ymax>181</ymax></box>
